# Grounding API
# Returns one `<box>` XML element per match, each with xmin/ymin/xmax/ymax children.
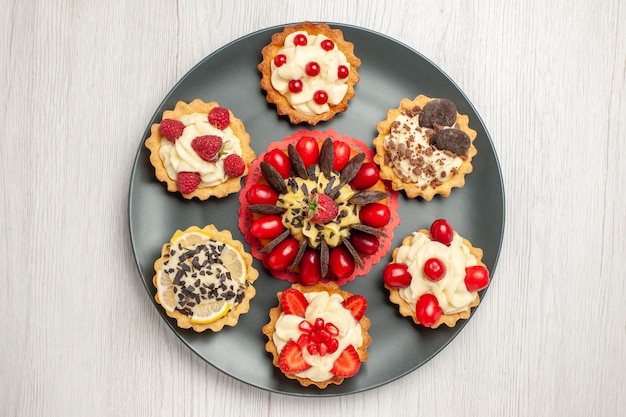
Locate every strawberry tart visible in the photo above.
<box><xmin>373</xmin><ymin>95</ymin><xmax>477</xmax><ymax>200</ymax></box>
<box><xmin>238</xmin><ymin>129</ymin><xmax>400</xmax><ymax>286</ymax></box>
<box><xmin>383</xmin><ymin>219</ymin><xmax>490</xmax><ymax>328</ymax></box>
<box><xmin>145</xmin><ymin>99</ymin><xmax>256</xmax><ymax>200</ymax></box>
<box><xmin>258</xmin><ymin>21</ymin><xmax>361</xmax><ymax>125</ymax></box>
<box><xmin>262</xmin><ymin>282</ymin><xmax>371</xmax><ymax>388</ymax></box>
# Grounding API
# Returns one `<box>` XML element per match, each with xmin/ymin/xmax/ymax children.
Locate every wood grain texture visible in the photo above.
<box><xmin>1</xmin><ymin>0</ymin><xmax>625</xmax><ymax>416</ymax></box>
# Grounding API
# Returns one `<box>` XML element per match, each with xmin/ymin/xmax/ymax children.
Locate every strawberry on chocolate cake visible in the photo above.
<box><xmin>239</xmin><ymin>130</ymin><xmax>399</xmax><ymax>286</ymax></box>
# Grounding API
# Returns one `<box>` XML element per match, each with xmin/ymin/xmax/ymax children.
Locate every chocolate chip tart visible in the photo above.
<box><xmin>372</xmin><ymin>95</ymin><xmax>477</xmax><ymax>200</ymax></box>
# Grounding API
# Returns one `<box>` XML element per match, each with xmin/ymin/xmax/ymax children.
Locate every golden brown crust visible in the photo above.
<box><xmin>152</xmin><ymin>225</ymin><xmax>259</xmax><ymax>332</ymax></box>
<box><xmin>372</xmin><ymin>95</ymin><xmax>477</xmax><ymax>200</ymax></box>
<box><xmin>385</xmin><ymin>230</ymin><xmax>484</xmax><ymax>328</ymax></box>
<box><xmin>144</xmin><ymin>99</ymin><xmax>256</xmax><ymax>200</ymax></box>
<box><xmin>262</xmin><ymin>282</ymin><xmax>371</xmax><ymax>389</ymax></box>
<box><xmin>258</xmin><ymin>22</ymin><xmax>361</xmax><ymax>125</ymax></box>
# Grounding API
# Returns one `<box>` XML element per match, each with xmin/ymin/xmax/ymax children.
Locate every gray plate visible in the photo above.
<box><xmin>129</xmin><ymin>23</ymin><xmax>505</xmax><ymax>397</ymax></box>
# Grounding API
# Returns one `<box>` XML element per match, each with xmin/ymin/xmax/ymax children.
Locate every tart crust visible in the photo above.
<box><xmin>145</xmin><ymin>99</ymin><xmax>256</xmax><ymax>200</ymax></box>
<box><xmin>152</xmin><ymin>225</ymin><xmax>259</xmax><ymax>332</ymax></box>
<box><xmin>258</xmin><ymin>21</ymin><xmax>361</xmax><ymax>125</ymax></box>
<box><xmin>372</xmin><ymin>95</ymin><xmax>477</xmax><ymax>200</ymax></box>
<box><xmin>385</xmin><ymin>230</ymin><xmax>484</xmax><ymax>328</ymax></box>
<box><xmin>262</xmin><ymin>282</ymin><xmax>371</xmax><ymax>388</ymax></box>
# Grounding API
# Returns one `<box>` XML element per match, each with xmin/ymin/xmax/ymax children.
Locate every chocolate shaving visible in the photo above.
<box><xmin>341</xmin><ymin>238</ymin><xmax>364</xmax><ymax>269</ymax></box>
<box><xmin>260</xmin><ymin>161</ymin><xmax>287</xmax><ymax>193</ymax></box>
<box><xmin>318</xmin><ymin>137</ymin><xmax>334</xmax><ymax>177</ymax></box>
<box><xmin>289</xmin><ymin>239</ymin><xmax>308</xmax><ymax>272</ymax></box>
<box><xmin>259</xmin><ymin>229</ymin><xmax>290</xmax><ymax>253</ymax></box>
<box><xmin>320</xmin><ymin>241</ymin><xmax>329</xmax><ymax>278</ymax></box>
<box><xmin>349</xmin><ymin>190</ymin><xmax>388</xmax><ymax>205</ymax></box>
<box><xmin>287</xmin><ymin>144</ymin><xmax>309</xmax><ymax>179</ymax></box>
<box><xmin>339</xmin><ymin>152</ymin><xmax>365</xmax><ymax>184</ymax></box>
<box><xmin>351</xmin><ymin>224</ymin><xmax>388</xmax><ymax>237</ymax></box>
<box><xmin>247</xmin><ymin>204</ymin><xmax>287</xmax><ymax>215</ymax></box>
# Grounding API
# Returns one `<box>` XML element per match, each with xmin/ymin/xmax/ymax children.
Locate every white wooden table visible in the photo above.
<box><xmin>2</xmin><ymin>0</ymin><xmax>624</xmax><ymax>415</ymax></box>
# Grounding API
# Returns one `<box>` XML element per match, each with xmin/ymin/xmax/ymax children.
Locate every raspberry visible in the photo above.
<box><xmin>208</xmin><ymin>107</ymin><xmax>230</xmax><ymax>130</ymax></box>
<box><xmin>177</xmin><ymin>171</ymin><xmax>201</xmax><ymax>194</ymax></box>
<box><xmin>308</xmin><ymin>194</ymin><xmax>339</xmax><ymax>224</ymax></box>
<box><xmin>159</xmin><ymin>119</ymin><xmax>185</xmax><ymax>142</ymax></box>
<box><xmin>223</xmin><ymin>154</ymin><xmax>245</xmax><ymax>177</ymax></box>
<box><xmin>191</xmin><ymin>135</ymin><xmax>222</xmax><ymax>162</ymax></box>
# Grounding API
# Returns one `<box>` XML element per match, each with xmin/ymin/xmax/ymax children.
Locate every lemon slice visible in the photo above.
<box><xmin>219</xmin><ymin>243</ymin><xmax>247</xmax><ymax>284</ymax></box>
<box><xmin>190</xmin><ymin>301</ymin><xmax>231</xmax><ymax>324</ymax></box>
<box><xmin>155</xmin><ymin>270</ymin><xmax>178</xmax><ymax>313</ymax></box>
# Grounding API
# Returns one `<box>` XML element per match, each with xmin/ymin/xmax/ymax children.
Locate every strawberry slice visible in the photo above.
<box><xmin>279</xmin><ymin>340</ymin><xmax>311</xmax><ymax>374</ymax></box>
<box><xmin>341</xmin><ymin>295</ymin><xmax>367</xmax><ymax>321</ymax></box>
<box><xmin>331</xmin><ymin>345</ymin><xmax>361</xmax><ymax>377</ymax></box>
<box><xmin>281</xmin><ymin>288</ymin><xmax>309</xmax><ymax>317</ymax></box>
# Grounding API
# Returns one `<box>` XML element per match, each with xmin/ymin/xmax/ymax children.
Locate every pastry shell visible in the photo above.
<box><xmin>262</xmin><ymin>282</ymin><xmax>371</xmax><ymax>388</ymax></box>
<box><xmin>152</xmin><ymin>225</ymin><xmax>259</xmax><ymax>332</ymax></box>
<box><xmin>145</xmin><ymin>99</ymin><xmax>256</xmax><ymax>200</ymax></box>
<box><xmin>258</xmin><ymin>21</ymin><xmax>361</xmax><ymax>125</ymax></box>
<box><xmin>373</xmin><ymin>95</ymin><xmax>477</xmax><ymax>200</ymax></box>
<box><xmin>385</xmin><ymin>230</ymin><xmax>484</xmax><ymax>328</ymax></box>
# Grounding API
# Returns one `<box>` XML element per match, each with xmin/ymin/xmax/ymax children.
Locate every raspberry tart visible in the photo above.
<box><xmin>258</xmin><ymin>21</ymin><xmax>361</xmax><ymax>125</ymax></box>
<box><xmin>238</xmin><ymin>129</ymin><xmax>400</xmax><ymax>286</ymax></box>
<box><xmin>383</xmin><ymin>219</ymin><xmax>490</xmax><ymax>328</ymax></box>
<box><xmin>262</xmin><ymin>282</ymin><xmax>371</xmax><ymax>388</ymax></box>
<box><xmin>145</xmin><ymin>99</ymin><xmax>256</xmax><ymax>199</ymax></box>
<box><xmin>152</xmin><ymin>225</ymin><xmax>259</xmax><ymax>332</ymax></box>
<box><xmin>373</xmin><ymin>95</ymin><xmax>477</xmax><ymax>200</ymax></box>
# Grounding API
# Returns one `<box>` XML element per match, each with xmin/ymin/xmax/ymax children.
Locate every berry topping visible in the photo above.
<box><xmin>279</xmin><ymin>340</ymin><xmax>312</xmax><ymax>374</ymax></box>
<box><xmin>296</xmin><ymin>318</ymin><xmax>340</xmax><ymax>356</ymax></box>
<box><xmin>295</xmin><ymin>136</ymin><xmax>320</xmax><ymax>168</ymax></box>
<box><xmin>349</xmin><ymin>162</ymin><xmax>380</xmax><ymax>190</ymax></box>
<box><xmin>430</xmin><ymin>128</ymin><xmax>471</xmax><ymax>156</ymax></box>
<box><xmin>332</xmin><ymin>140</ymin><xmax>351</xmax><ymax>171</ymax></box>
<box><xmin>267</xmin><ymin>237</ymin><xmax>300</xmax><ymax>271</ymax></box>
<box><xmin>307</xmin><ymin>193</ymin><xmax>339</xmax><ymax>224</ymax></box>
<box><xmin>423</xmin><ymin>258</ymin><xmax>446</xmax><ymax>281</ymax></box>
<box><xmin>430</xmin><ymin>219</ymin><xmax>454</xmax><ymax>246</ymax></box>
<box><xmin>250</xmin><ymin>215</ymin><xmax>285</xmax><ymax>240</ymax></box>
<box><xmin>313</xmin><ymin>90</ymin><xmax>329</xmax><ymax>105</ymax></box>
<box><xmin>288</xmin><ymin>79</ymin><xmax>303</xmax><ymax>93</ymax></box>
<box><xmin>341</xmin><ymin>295</ymin><xmax>367</xmax><ymax>321</ymax></box>
<box><xmin>305</xmin><ymin>61</ymin><xmax>321</xmax><ymax>76</ymax></box>
<box><xmin>419</xmin><ymin>98</ymin><xmax>457</xmax><ymax>128</ymax></box>
<box><xmin>331</xmin><ymin>345</ymin><xmax>360</xmax><ymax>377</ymax></box>
<box><xmin>281</xmin><ymin>288</ymin><xmax>309</xmax><ymax>317</ymax></box>
<box><xmin>337</xmin><ymin>65</ymin><xmax>349</xmax><ymax>79</ymax></box>
<box><xmin>329</xmin><ymin>246</ymin><xmax>355</xmax><ymax>279</ymax></box>
<box><xmin>177</xmin><ymin>171</ymin><xmax>201</xmax><ymax>194</ymax></box>
<box><xmin>245</xmin><ymin>184</ymin><xmax>279</xmax><ymax>205</ymax></box>
<box><xmin>159</xmin><ymin>119</ymin><xmax>185</xmax><ymax>142</ymax></box>
<box><xmin>208</xmin><ymin>106</ymin><xmax>230</xmax><ymax>130</ymax></box>
<box><xmin>299</xmin><ymin>249</ymin><xmax>322</xmax><ymax>285</ymax></box>
<box><xmin>293</xmin><ymin>33</ymin><xmax>308</xmax><ymax>46</ymax></box>
<box><xmin>274</xmin><ymin>54</ymin><xmax>287</xmax><ymax>67</ymax></box>
<box><xmin>416</xmin><ymin>294</ymin><xmax>442</xmax><ymax>327</ymax></box>
<box><xmin>359</xmin><ymin>203</ymin><xmax>391</xmax><ymax>228</ymax></box>
<box><xmin>263</xmin><ymin>149</ymin><xmax>292</xmax><ymax>179</ymax></box>
<box><xmin>223</xmin><ymin>153</ymin><xmax>245</xmax><ymax>177</ymax></box>
<box><xmin>191</xmin><ymin>135</ymin><xmax>222</xmax><ymax>162</ymax></box>
<box><xmin>320</xmin><ymin>39</ymin><xmax>335</xmax><ymax>51</ymax></box>
<box><xmin>383</xmin><ymin>263</ymin><xmax>412</xmax><ymax>287</ymax></box>
<box><xmin>464</xmin><ymin>265</ymin><xmax>490</xmax><ymax>292</ymax></box>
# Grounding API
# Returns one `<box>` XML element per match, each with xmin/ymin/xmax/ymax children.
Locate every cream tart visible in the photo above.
<box><xmin>238</xmin><ymin>129</ymin><xmax>400</xmax><ymax>286</ymax></box>
<box><xmin>373</xmin><ymin>95</ymin><xmax>477</xmax><ymax>200</ymax></box>
<box><xmin>152</xmin><ymin>225</ymin><xmax>259</xmax><ymax>332</ymax></box>
<box><xmin>383</xmin><ymin>219</ymin><xmax>490</xmax><ymax>328</ymax></box>
<box><xmin>258</xmin><ymin>22</ymin><xmax>361</xmax><ymax>125</ymax></box>
<box><xmin>145</xmin><ymin>99</ymin><xmax>256</xmax><ymax>200</ymax></box>
<box><xmin>262</xmin><ymin>282</ymin><xmax>371</xmax><ymax>388</ymax></box>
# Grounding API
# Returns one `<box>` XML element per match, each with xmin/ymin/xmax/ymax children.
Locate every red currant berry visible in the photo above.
<box><xmin>423</xmin><ymin>258</ymin><xmax>446</xmax><ymax>281</ymax></box>
<box><xmin>313</xmin><ymin>90</ymin><xmax>328</xmax><ymax>105</ymax></box>
<box><xmin>305</xmin><ymin>61</ymin><xmax>320</xmax><ymax>76</ymax></box>
<box><xmin>430</xmin><ymin>219</ymin><xmax>454</xmax><ymax>246</ymax></box>
<box><xmin>337</xmin><ymin>65</ymin><xmax>349</xmax><ymax>79</ymax></box>
<box><xmin>321</xmin><ymin>39</ymin><xmax>335</xmax><ymax>50</ymax></box>
<box><xmin>416</xmin><ymin>294</ymin><xmax>442</xmax><ymax>328</ymax></box>
<box><xmin>274</xmin><ymin>54</ymin><xmax>287</xmax><ymax>67</ymax></box>
<box><xmin>288</xmin><ymin>79</ymin><xmax>303</xmax><ymax>93</ymax></box>
<box><xmin>293</xmin><ymin>34</ymin><xmax>308</xmax><ymax>46</ymax></box>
